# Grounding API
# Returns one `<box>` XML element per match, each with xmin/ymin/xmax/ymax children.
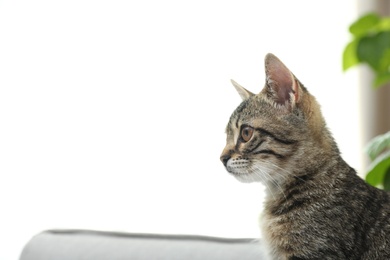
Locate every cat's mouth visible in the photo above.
<box><xmin>225</xmin><ymin>159</ymin><xmax>256</xmax><ymax>183</ymax></box>
<box><xmin>225</xmin><ymin>159</ymin><xmax>279</xmax><ymax>184</ymax></box>
<box><xmin>226</xmin><ymin>158</ymin><xmax>249</xmax><ymax>172</ymax></box>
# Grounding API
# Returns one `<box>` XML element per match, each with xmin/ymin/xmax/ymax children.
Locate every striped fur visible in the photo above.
<box><xmin>220</xmin><ymin>54</ymin><xmax>390</xmax><ymax>259</ymax></box>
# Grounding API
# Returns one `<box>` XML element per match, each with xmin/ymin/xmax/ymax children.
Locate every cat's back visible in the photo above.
<box><xmin>360</xmin><ymin>181</ymin><xmax>390</xmax><ymax>259</ymax></box>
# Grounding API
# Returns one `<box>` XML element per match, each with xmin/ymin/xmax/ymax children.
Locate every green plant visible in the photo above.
<box><xmin>343</xmin><ymin>13</ymin><xmax>390</xmax><ymax>87</ymax></box>
<box><xmin>366</xmin><ymin>132</ymin><xmax>390</xmax><ymax>190</ymax></box>
<box><xmin>343</xmin><ymin>12</ymin><xmax>390</xmax><ymax>190</ymax></box>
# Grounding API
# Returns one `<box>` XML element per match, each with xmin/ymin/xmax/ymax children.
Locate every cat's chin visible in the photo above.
<box><xmin>225</xmin><ymin>159</ymin><xmax>273</xmax><ymax>184</ymax></box>
<box><xmin>231</xmin><ymin>172</ymin><xmax>263</xmax><ymax>183</ymax></box>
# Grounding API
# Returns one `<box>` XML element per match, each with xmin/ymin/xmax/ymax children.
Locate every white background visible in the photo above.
<box><xmin>0</xmin><ymin>1</ymin><xmax>359</xmax><ymax>259</ymax></box>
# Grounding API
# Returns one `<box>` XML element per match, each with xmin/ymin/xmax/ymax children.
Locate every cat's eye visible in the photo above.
<box><xmin>241</xmin><ymin>126</ymin><xmax>254</xmax><ymax>142</ymax></box>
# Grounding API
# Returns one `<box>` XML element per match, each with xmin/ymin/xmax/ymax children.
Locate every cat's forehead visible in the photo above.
<box><xmin>227</xmin><ymin>96</ymin><xmax>271</xmax><ymax>132</ymax></box>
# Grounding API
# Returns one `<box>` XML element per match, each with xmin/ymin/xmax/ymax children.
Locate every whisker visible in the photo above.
<box><xmin>253</xmin><ymin>163</ymin><xmax>287</xmax><ymax>182</ymax></box>
<box><xmin>252</xmin><ymin>165</ymin><xmax>287</xmax><ymax>201</ymax></box>
<box><xmin>259</xmin><ymin>160</ymin><xmax>307</xmax><ymax>183</ymax></box>
<box><xmin>263</xmin><ymin>171</ymin><xmax>287</xmax><ymax>201</ymax></box>
<box><xmin>250</xmin><ymin>165</ymin><xmax>276</xmax><ymax>201</ymax></box>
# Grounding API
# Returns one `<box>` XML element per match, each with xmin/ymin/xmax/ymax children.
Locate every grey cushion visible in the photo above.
<box><xmin>19</xmin><ymin>230</ymin><xmax>266</xmax><ymax>260</ymax></box>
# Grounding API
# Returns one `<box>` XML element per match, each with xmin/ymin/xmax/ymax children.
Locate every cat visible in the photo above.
<box><xmin>220</xmin><ymin>53</ymin><xmax>390</xmax><ymax>260</ymax></box>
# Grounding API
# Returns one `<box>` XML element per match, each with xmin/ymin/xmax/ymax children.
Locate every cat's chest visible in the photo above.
<box><xmin>260</xmin><ymin>211</ymin><xmax>292</xmax><ymax>259</ymax></box>
<box><xmin>260</xmin><ymin>207</ymin><xmax>318</xmax><ymax>260</ymax></box>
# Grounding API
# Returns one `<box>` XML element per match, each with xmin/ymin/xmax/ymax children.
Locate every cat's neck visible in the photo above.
<box><xmin>263</xmin><ymin>154</ymin><xmax>354</xmax><ymax>205</ymax></box>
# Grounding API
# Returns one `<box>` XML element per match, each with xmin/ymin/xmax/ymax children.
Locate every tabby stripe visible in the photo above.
<box><xmin>244</xmin><ymin>138</ymin><xmax>264</xmax><ymax>154</ymax></box>
<box><xmin>233</xmin><ymin>100</ymin><xmax>249</xmax><ymax>128</ymax></box>
<box><xmin>255</xmin><ymin>127</ymin><xmax>296</xmax><ymax>145</ymax></box>
<box><xmin>253</xmin><ymin>149</ymin><xmax>284</xmax><ymax>159</ymax></box>
<box><xmin>235</xmin><ymin>115</ymin><xmax>240</xmax><ymax>128</ymax></box>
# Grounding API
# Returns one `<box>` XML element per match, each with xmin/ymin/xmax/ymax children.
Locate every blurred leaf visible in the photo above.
<box><xmin>342</xmin><ymin>39</ymin><xmax>360</xmax><ymax>71</ymax></box>
<box><xmin>366</xmin><ymin>150</ymin><xmax>390</xmax><ymax>187</ymax></box>
<box><xmin>379</xmin><ymin>48</ymin><xmax>390</xmax><ymax>72</ymax></box>
<box><xmin>357</xmin><ymin>31</ymin><xmax>390</xmax><ymax>71</ymax></box>
<box><xmin>374</xmin><ymin>72</ymin><xmax>390</xmax><ymax>88</ymax></box>
<box><xmin>383</xmin><ymin>169</ymin><xmax>390</xmax><ymax>191</ymax></box>
<box><xmin>349</xmin><ymin>13</ymin><xmax>381</xmax><ymax>37</ymax></box>
<box><xmin>366</xmin><ymin>131</ymin><xmax>390</xmax><ymax>160</ymax></box>
<box><xmin>377</xmin><ymin>17</ymin><xmax>390</xmax><ymax>31</ymax></box>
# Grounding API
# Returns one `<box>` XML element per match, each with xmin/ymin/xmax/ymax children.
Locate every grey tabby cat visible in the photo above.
<box><xmin>220</xmin><ymin>53</ymin><xmax>390</xmax><ymax>259</ymax></box>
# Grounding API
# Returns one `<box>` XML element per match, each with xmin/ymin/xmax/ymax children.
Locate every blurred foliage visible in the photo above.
<box><xmin>343</xmin><ymin>13</ymin><xmax>390</xmax><ymax>87</ymax></box>
<box><xmin>343</xmin><ymin>13</ymin><xmax>390</xmax><ymax>190</ymax></box>
<box><xmin>365</xmin><ymin>133</ymin><xmax>390</xmax><ymax>190</ymax></box>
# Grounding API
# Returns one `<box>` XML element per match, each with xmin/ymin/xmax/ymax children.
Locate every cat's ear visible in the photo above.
<box><xmin>263</xmin><ymin>53</ymin><xmax>300</xmax><ymax>109</ymax></box>
<box><xmin>231</xmin><ymin>79</ymin><xmax>254</xmax><ymax>100</ymax></box>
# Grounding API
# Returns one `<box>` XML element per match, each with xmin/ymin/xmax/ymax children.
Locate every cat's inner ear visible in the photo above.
<box><xmin>231</xmin><ymin>79</ymin><xmax>254</xmax><ymax>100</ymax></box>
<box><xmin>263</xmin><ymin>53</ymin><xmax>300</xmax><ymax>108</ymax></box>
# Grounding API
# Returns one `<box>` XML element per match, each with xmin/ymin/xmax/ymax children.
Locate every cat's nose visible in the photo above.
<box><xmin>220</xmin><ymin>147</ymin><xmax>234</xmax><ymax>167</ymax></box>
<box><xmin>220</xmin><ymin>153</ymin><xmax>231</xmax><ymax>167</ymax></box>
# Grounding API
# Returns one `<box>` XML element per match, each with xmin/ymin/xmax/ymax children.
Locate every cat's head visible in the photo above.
<box><xmin>220</xmin><ymin>54</ymin><xmax>337</xmax><ymax>185</ymax></box>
